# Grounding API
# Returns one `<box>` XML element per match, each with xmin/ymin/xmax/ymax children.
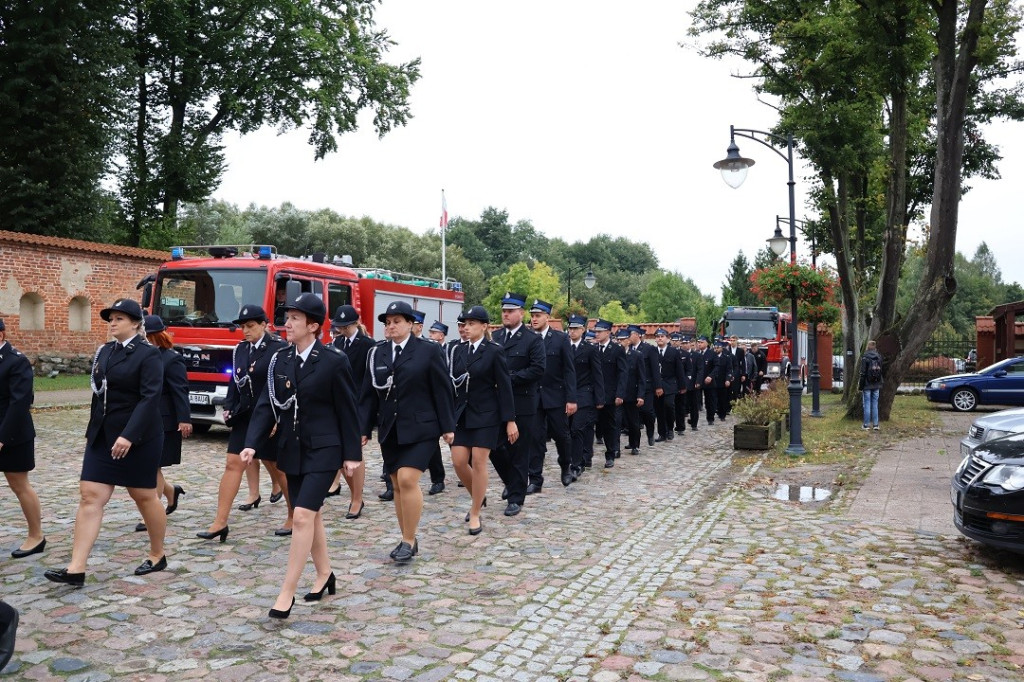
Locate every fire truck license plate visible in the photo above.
<box><xmin>189</xmin><ymin>393</ymin><xmax>210</xmax><ymax>405</ymax></box>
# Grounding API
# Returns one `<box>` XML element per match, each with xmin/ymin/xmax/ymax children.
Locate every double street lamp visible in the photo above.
<box><xmin>714</xmin><ymin>125</ymin><xmax>805</xmax><ymax>456</ymax></box>
<box><xmin>776</xmin><ymin>216</ymin><xmax>823</xmax><ymax>419</ymax></box>
<box><xmin>566</xmin><ymin>264</ymin><xmax>596</xmax><ymax>308</ymax></box>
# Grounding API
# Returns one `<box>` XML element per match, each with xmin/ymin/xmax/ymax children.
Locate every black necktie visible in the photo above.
<box><xmin>345</xmin><ymin>337</ymin><xmax>352</xmax><ymax>351</ymax></box>
<box><xmin>470</xmin><ymin>343</ymin><xmax>476</xmax><ymax>356</ymax></box>
<box><xmin>298</xmin><ymin>355</ymin><xmax>305</xmax><ymax>369</ymax></box>
<box><xmin>394</xmin><ymin>344</ymin><xmax>402</xmax><ymax>362</ymax></box>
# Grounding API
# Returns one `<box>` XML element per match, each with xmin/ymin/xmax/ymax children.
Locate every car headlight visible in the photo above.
<box><xmin>983</xmin><ymin>429</ymin><xmax>1011</xmax><ymax>443</ymax></box>
<box><xmin>982</xmin><ymin>465</ymin><xmax>1024</xmax><ymax>491</ymax></box>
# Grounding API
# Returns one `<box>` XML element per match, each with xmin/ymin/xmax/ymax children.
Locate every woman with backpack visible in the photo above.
<box><xmin>859</xmin><ymin>340</ymin><xmax>884</xmax><ymax>430</ymax></box>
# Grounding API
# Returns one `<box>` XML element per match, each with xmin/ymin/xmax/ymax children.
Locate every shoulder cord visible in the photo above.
<box><xmin>232</xmin><ymin>343</ymin><xmax>250</xmax><ymax>389</ymax></box>
<box><xmin>449</xmin><ymin>345</ymin><xmax>469</xmax><ymax>393</ymax></box>
<box><xmin>266</xmin><ymin>350</ymin><xmax>297</xmax><ymax>430</ymax></box>
<box><xmin>89</xmin><ymin>344</ymin><xmax>108</xmax><ymax>415</ymax></box>
<box><xmin>367</xmin><ymin>345</ymin><xmax>394</xmax><ymax>400</ymax></box>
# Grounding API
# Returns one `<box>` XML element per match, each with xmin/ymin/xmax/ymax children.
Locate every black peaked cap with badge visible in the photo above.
<box><xmin>378</xmin><ymin>300</ymin><xmax>417</xmax><ymax>323</ymax></box>
<box><xmin>100</xmin><ymin>298</ymin><xmax>144</xmax><ymax>322</ymax></box>
<box><xmin>234</xmin><ymin>305</ymin><xmax>268</xmax><ymax>325</ymax></box>
<box><xmin>284</xmin><ymin>293</ymin><xmax>326</xmax><ymax>324</ymax></box>
<box><xmin>331</xmin><ymin>305</ymin><xmax>359</xmax><ymax>328</ymax></box>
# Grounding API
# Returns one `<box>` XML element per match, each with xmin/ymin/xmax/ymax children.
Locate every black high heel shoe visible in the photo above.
<box><xmin>269</xmin><ymin>597</ymin><xmax>294</xmax><ymax>619</ymax></box>
<box><xmin>303</xmin><ymin>572</ymin><xmax>337</xmax><ymax>602</ymax></box>
<box><xmin>464</xmin><ymin>497</ymin><xmax>486</xmax><ymax>523</ymax></box>
<box><xmin>196</xmin><ymin>526</ymin><xmax>229</xmax><ymax>542</ymax></box>
<box><xmin>237</xmin><ymin>496</ymin><xmax>261</xmax><ymax>511</ymax></box>
<box><xmin>269</xmin><ymin>490</ymin><xmax>284</xmax><ymax>504</ymax></box>
<box><xmin>165</xmin><ymin>485</ymin><xmax>185</xmax><ymax>515</ymax></box>
<box><xmin>326</xmin><ymin>486</ymin><xmax>342</xmax><ymax>497</ymax></box>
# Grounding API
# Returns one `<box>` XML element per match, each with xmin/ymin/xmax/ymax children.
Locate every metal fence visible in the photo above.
<box><xmin>902</xmin><ymin>330</ymin><xmax>975</xmax><ymax>388</ymax></box>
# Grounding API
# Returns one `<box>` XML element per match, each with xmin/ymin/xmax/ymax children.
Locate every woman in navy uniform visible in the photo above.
<box><xmin>448</xmin><ymin>306</ymin><xmax>516</xmax><ymax>535</ymax></box>
<box><xmin>241</xmin><ymin>293</ymin><xmax>361</xmax><ymax>618</ymax></box>
<box><xmin>134</xmin><ymin>315</ymin><xmax>192</xmax><ymax>533</ymax></box>
<box><xmin>45</xmin><ymin>299</ymin><xmax>167</xmax><ymax>586</ymax></box>
<box><xmin>327</xmin><ymin>304</ymin><xmax>373</xmax><ymax>518</ymax></box>
<box><xmin>360</xmin><ymin>301</ymin><xmax>455</xmax><ymax>563</ymax></box>
<box><xmin>199</xmin><ymin>305</ymin><xmax>289</xmax><ymax>542</ymax></box>
<box><xmin>0</xmin><ymin>318</ymin><xmax>45</xmax><ymax>558</ymax></box>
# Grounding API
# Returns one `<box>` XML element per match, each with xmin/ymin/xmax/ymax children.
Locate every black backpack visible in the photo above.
<box><xmin>866</xmin><ymin>356</ymin><xmax>882</xmax><ymax>384</ymax></box>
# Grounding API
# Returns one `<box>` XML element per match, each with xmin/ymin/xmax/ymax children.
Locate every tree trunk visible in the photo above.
<box><xmin>129</xmin><ymin>3</ymin><xmax>148</xmax><ymax>248</ymax></box>
<box><xmin>875</xmin><ymin>0</ymin><xmax>988</xmax><ymax>420</ymax></box>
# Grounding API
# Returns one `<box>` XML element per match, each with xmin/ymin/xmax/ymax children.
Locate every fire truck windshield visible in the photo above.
<box><xmin>154</xmin><ymin>269</ymin><xmax>267</xmax><ymax>327</ymax></box>
<box><xmin>723</xmin><ymin>319</ymin><xmax>778</xmax><ymax>341</ymax></box>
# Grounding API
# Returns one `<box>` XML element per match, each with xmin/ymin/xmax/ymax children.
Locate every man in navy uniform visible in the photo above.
<box><xmin>593</xmin><ymin>320</ymin><xmax>625</xmax><ymax>467</ymax></box>
<box><xmin>528</xmin><ymin>299</ymin><xmax>576</xmax><ymax>491</ymax></box>
<box><xmin>653</xmin><ymin>329</ymin><xmax>683</xmax><ymax>442</ymax></box>
<box><xmin>490</xmin><ymin>292</ymin><xmax>545</xmax><ymax>516</ymax></box>
<box><xmin>704</xmin><ymin>340</ymin><xmax>734</xmax><ymax>423</ymax></box>
<box><xmin>686</xmin><ymin>336</ymin><xmax>707</xmax><ymax>431</ymax></box>
<box><xmin>619</xmin><ymin>328</ymin><xmax>648</xmax><ymax>455</ymax></box>
<box><xmin>672</xmin><ymin>333</ymin><xmax>689</xmax><ymax>434</ymax></box>
<box><xmin>565</xmin><ymin>315</ymin><xmax>603</xmax><ymax>480</ymax></box>
<box><xmin>428</xmin><ymin>321</ymin><xmax>448</xmax><ymax>344</ymax></box>
<box><xmin>629</xmin><ymin>325</ymin><xmax>661</xmax><ymax>447</ymax></box>
<box><xmin>410</xmin><ymin>309</ymin><xmax>427</xmax><ymax>339</ymax></box>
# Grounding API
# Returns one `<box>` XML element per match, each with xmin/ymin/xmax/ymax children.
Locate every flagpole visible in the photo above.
<box><xmin>440</xmin><ymin>189</ymin><xmax>447</xmax><ymax>289</ymax></box>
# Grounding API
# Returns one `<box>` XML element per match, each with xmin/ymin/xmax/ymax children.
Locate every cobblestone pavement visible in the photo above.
<box><xmin>2</xmin><ymin>405</ymin><xmax>1023</xmax><ymax>681</ymax></box>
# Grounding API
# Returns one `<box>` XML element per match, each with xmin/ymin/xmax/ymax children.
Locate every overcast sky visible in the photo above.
<box><xmin>213</xmin><ymin>0</ymin><xmax>1024</xmax><ymax>298</ymax></box>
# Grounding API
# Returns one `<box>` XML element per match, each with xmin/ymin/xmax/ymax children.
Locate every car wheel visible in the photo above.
<box><xmin>951</xmin><ymin>388</ymin><xmax>978</xmax><ymax>412</ymax></box>
<box><xmin>191</xmin><ymin>423</ymin><xmax>212</xmax><ymax>434</ymax></box>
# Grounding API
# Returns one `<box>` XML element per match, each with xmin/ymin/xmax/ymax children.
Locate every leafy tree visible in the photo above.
<box><xmin>482</xmin><ymin>262</ymin><xmax>562</xmax><ymax>320</ymax></box>
<box><xmin>721</xmin><ymin>252</ymin><xmax>758</xmax><ymax>306</ymax></box>
<box><xmin>597</xmin><ymin>300</ymin><xmax>633</xmax><ymax>324</ymax></box>
<box><xmin>119</xmin><ymin>0</ymin><xmax>420</xmax><ymax>245</ymax></box>
<box><xmin>0</xmin><ymin>0</ymin><xmax>125</xmax><ymax>240</ymax></box>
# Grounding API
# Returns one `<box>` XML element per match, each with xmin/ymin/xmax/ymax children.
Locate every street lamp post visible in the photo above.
<box><xmin>777</xmin><ymin>216</ymin><xmax>823</xmax><ymax>418</ymax></box>
<box><xmin>715</xmin><ymin>126</ymin><xmax>805</xmax><ymax>456</ymax></box>
<box><xmin>566</xmin><ymin>264</ymin><xmax>596</xmax><ymax>308</ymax></box>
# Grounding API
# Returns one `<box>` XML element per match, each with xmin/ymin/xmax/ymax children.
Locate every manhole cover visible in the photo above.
<box><xmin>772</xmin><ymin>484</ymin><xmax>831</xmax><ymax>502</ymax></box>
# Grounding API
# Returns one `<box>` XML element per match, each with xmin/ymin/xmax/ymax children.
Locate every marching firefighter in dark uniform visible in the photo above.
<box><xmin>328</xmin><ymin>304</ymin><xmax>374</xmax><ymax>518</ymax></box>
<box><xmin>618</xmin><ymin>328</ymin><xmax>648</xmax><ymax>455</ymax></box>
<box><xmin>241</xmin><ymin>293</ymin><xmax>361</xmax><ymax>617</ymax></box>
<box><xmin>686</xmin><ymin>336</ymin><xmax>707</xmax><ymax>431</ymax></box>
<box><xmin>629</xmin><ymin>326</ymin><xmax>660</xmax><ymax>447</ymax></box>
<box><xmin>594</xmin><ymin>319</ymin><xmax>625</xmax><ymax>467</ymax></box>
<box><xmin>490</xmin><ymin>292</ymin><xmax>544</xmax><ymax>516</ymax></box>
<box><xmin>653</xmin><ymin>328</ymin><xmax>683</xmax><ymax>441</ymax></box>
<box><xmin>704</xmin><ymin>340</ymin><xmax>734</xmax><ymax>423</ymax></box>
<box><xmin>360</xmin><ymin>300</ymin><xmax>455</xmax><ymax>562</ymax></box>
<box><xmin>566</xmin><ymin>315</ymin><xmax>604</xmax><ymax>478</ymax></box>
<box><xmin>408</xmin><ymin>310</ymin><xmax>447</xmax><ymax>496</ymax></box>
<box><xmin>528</xmin><ymin>299</ymin><xmax>576</xmax><ymax>491</ymax></box>
<box><xmin>672</xmin><ymin>333</ymin><xmax>689</xmax><ymax>434</ymax></box>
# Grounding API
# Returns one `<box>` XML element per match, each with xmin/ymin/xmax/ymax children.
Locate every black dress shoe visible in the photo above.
<box><xmin>393</xmin><ymin>541</ymin><xmax>416</xmax><ymax>563</ymax></box>
<box><xmin>504</xmin><ymin>502</ymin><xmax>522</xmax><ymax>517</ymax></box>
<box><xmin>134</xmin><ymin>556</ymin><xmax>167</xmax><ymax>576</ymax></box>
<box><xmin>304</xmin><ymin>572</ymin><xmax>336</xmax><ymax>602</ymax></box>
<box><xmin>428</xmin><ymin>481</ymin><xmax>445</xmax><ymax>495</ymax></box>
<box><xmin>269</xmin><ymin>597</ymin><xmax>294</xmax><ymax>619</ymax></box>
<box><xmin>630</xmin><ymin>448</ymin><xmax>640</xmax><ymax>455</ymax></box>
<box><xmin>389</xmin><ymin>538</ymin><xmax>418</xmax><ymax>560</ymax></box>
<box><xmin>468</xmin><ymin>522</ymin><xmax>482</xmax><ymax>536</ymax></box>
<box><xmin>378</xmin><ymin>487</ymin><xmax>394</xmax><ymax>502</ymax></box>
<box><xmin>274</xmin><ymin>528</ymin><xmax>292</xmax><ymax>537</ymax></box>
<box><xmin>604</xmin><ymin>459</ymin><xmax>614</xmax><ymax>468</ymax></box>
<box><xmin>196</xmin><ymin>526</ymin><xmax>229</xmax><ymax>542</ymax></box>
<box><xmin>675</xmin><ymin>428</ymin><xmax>686</xmax><ymax>434</ymax></box>
<box><xmin>134</xmin><ymin>523</ymin><xmax>147</xmax><ymax>532</ymax></box>
<box><xmin>44</xmin><ymin>568</ymin><xmax>85</xmax><ymax>586</ymax></box>
<box><xmin>560</xmin><ymin>472</ymin><xmax>573</xmax><ymax>487</ymax></box>
<box><xmin>525</xmin><ymin>483</ymin><xmax>542</xmax><ymax>495</ymax></box>
<box><xmin>655</xmin><ymin>436</ymin><xmax>666</xmax><ymax>442</ymax></box>
<box><xmin>648</xmin><ymin>434</ymin><xmax>655</xmax><ymax>446</ymax></box>
<box><xmin>237</xmin><ymin>495</ymin><xmax>261</xmax><ymax>511</ymax></box>
<box><xmin>501</xmin><ymin>486</ymin><xmax>509</xmax><ymax>500</ymax></box>
<box><xmin>11</xmin><ymin>538</ymin><xmax>45</xmax><ymax>558</ymax></box>
<box><xmin>667</xmin><ymin>433</ymin><xmax>674</xmax><ymax>441</ymax></box>
<box><xmin>165</xmin><ymin>485</ymin><xmax>185</xmax><ymax>514</ymax></box>
<box><xmin>270</xmin><ymin>490</ymin><xmax>285</xmax><ymax>503</ymax></box>
<box><xmin>345</xmin><ymin>502</ymin><xmax>364</xmax><ymax>520</ymax></box>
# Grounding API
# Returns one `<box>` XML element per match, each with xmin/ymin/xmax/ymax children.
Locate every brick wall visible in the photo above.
<box><xmin>0</xmin><ymin>230</ymin><xmax>167</xmax><ymax>373</ymax></box>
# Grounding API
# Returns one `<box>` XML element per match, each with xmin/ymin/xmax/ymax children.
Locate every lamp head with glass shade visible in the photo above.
<box><xmin>584</xmin><ymin>269</ymin><xmax>596</xmax><ymax>289</ymax></box>
<box><xmin>768</xmin><ymin>225</ymin><xmax>789</xmax><ymax>257</ymax></box>
<box><xmin>713</xmin><ymin>139</ymin><xmax>756</xmax><ymax>189</ymax></box>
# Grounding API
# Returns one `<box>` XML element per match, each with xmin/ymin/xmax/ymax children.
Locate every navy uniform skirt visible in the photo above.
<box><xmin>81</xmin><ymin>426</ymin><xmax>163</xmax><ymax>488</ymax></box>
<box><xmin>227</xmin><ymin>415</ymin><xmax>278</xmax><ymax>461</ymax></box>
<box><xmin>452</xmin><ymin>414</ymin><xmax>500</xmax><ymax>451</ymax></box>
<box><xmin>380</xmin><ymin>430</ymin><xmax>437</xmax><ymax>474</ymax></box>
<box><xmin>0</xmin><ymin>440</ymin><xmax>34</xmax><ymax>473</ymax></box>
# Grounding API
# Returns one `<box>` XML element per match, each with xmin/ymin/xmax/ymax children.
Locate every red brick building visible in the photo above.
<box><xmin>0</xmin><ymin>230</ymin><xmax>167</xmax><ymax>373</ymax></box>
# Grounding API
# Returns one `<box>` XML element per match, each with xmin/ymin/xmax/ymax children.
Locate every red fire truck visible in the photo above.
<box><xmin>142</xmin><ymin>244</ymin><xmax>464</xmax><ymax>430</ymax></box>
<box><xmin>717</xmin><ymin>306</ymin><xmax>792</xmax><ymax>380</ymax></box>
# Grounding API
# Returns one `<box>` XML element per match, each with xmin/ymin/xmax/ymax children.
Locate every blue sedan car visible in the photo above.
<box><xmin>926</xmin><ymin>356</ymin><xmax>1024</xmax><ymax>412</ymax></box>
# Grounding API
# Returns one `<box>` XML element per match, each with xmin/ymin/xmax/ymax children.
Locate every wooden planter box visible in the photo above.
<box><xmin>772</xmin><ymin>419</ymin><xmax>783</xmax><ymax>441</ymax></box>
<box><xmin>734</xmin><ymin>423</ymin><xmax>777</xmax><ymax>450</ymax></box>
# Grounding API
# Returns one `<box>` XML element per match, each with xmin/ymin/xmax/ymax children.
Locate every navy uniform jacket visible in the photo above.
<box><xmin>689</xmin><ymin>349</ymin><xmax>706</xmax><ymax>390</ymax></box>
<box><xmin>705</xmin><ymin>351</ymin><xmax>735</xmax><ymax>388</ymax></box>
<box><xmin>733</xmin><ymin>347</ymin><xmax>746</xmax><ymax>380</ymax></box>
<box><xmin>570</xmin><ymin>340</ymin><xmax>605</xmax><ymax>408</ymax></box>
<box><xmin>450</xmin><ymin>340</ymin><xmax>515</xmax><ymax>428</ymax></box>
<box><xmin>637</xmin><ymin>342</ymin><xmax>662</xmax><ymax>398</ymax></box>
<box><xmin>0</xmin><ymin>342</ymin><xmax>35</xmax><ymax>448</ymax></box>
<box><xmin>656</xmin><ymin>345</ymin><xmax>684</xmax><ymax>395</ymax></box>
<box><xmin>224</xmin><ymin>332</ymin><xmax>288</xmax><ymax>423</ymax></box>
<box><xmin>246</xmin><ymin>340</ymin><xmax>361</xmax><ymax>474</ymax></box>
<box><xmin>598</xmin><ymin>341</ymin><xmax>627</xmax><ymax>404</ymax></box>
<box><xmin>360</xmin><ymin>336</ymin><xmax>456</xmax><ymax>444</ymax></box>
<box><xmin>88</xmin><ymin>338</ymin><xmax>163</xmax><ymax>449</ymax></box>
<box><xmin>493</xmin><ymin>325</ymin><xmax>545</xmax><ymax>417</ymax></box>
<box><xmin>621</xmin><ymin>346</ymin><xmax>648</xmax><ymax>402</ymax></box>
<box><xmin>333</xmin><ymin>331</ymin><xmax>374</xmax><ymax>392</ymax></box>
<box><xmin>156</xmin><ymin>347</ymin><xmax>190</xmax><ymax>432</ymax></box>
<box><xmin>537</xmin><ymin>328</ymin><xmax>577</xmax><ymax>409</ymax></box>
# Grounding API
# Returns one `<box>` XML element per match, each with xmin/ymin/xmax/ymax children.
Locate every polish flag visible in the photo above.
<box><xmin>440</xmin><ymin>190</ymin><xmax>448</xmax><ymax>230</ymax></box>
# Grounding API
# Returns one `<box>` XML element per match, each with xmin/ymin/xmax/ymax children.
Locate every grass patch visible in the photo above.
<box><xmin>33</xmin><ymin>374</ymin><xmax>91</xmax><ymax>392</ymax></box>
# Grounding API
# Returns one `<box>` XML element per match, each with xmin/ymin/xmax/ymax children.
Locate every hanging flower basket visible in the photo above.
<box><xmin>750</xmin><ymin>262</ymin><xmax>841</xmax><ymax>325</ymax></box>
